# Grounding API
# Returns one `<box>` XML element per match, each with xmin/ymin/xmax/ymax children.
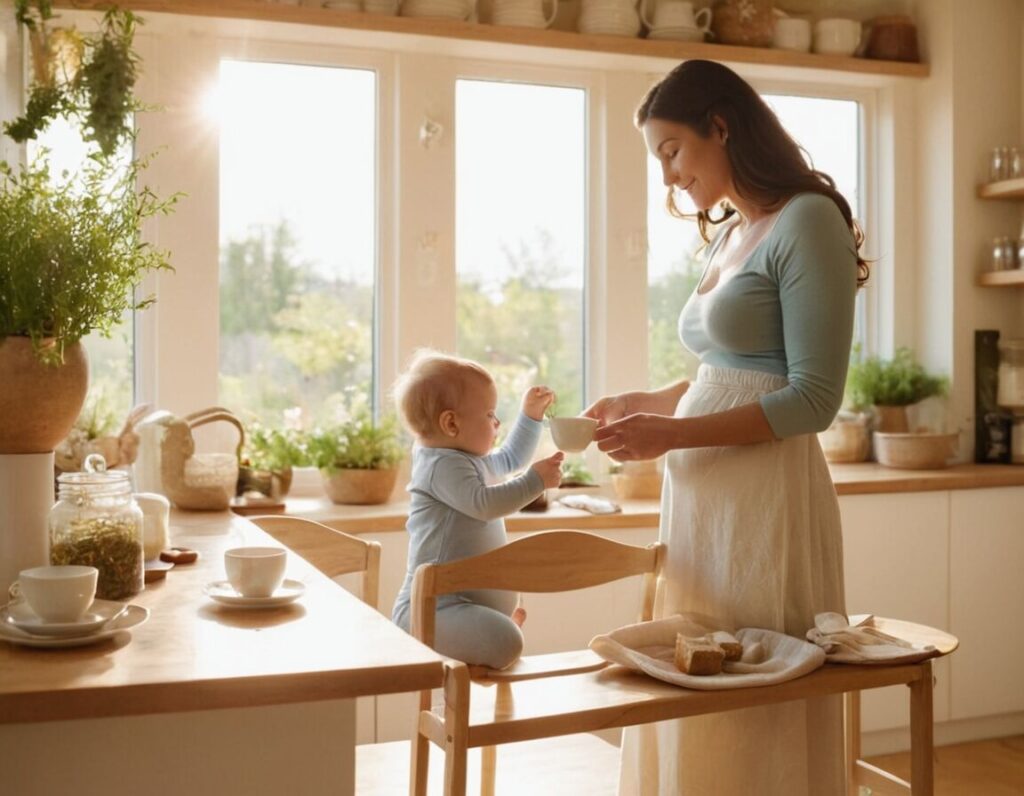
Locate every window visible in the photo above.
<box><xmin>30</xmin><ymin>117</ymin><xmax>135</xmax><ymax>425</ymax></box>
<box><xmin>217</xmin><ymin>60</ymin><xmax>376</xmax><ymax>428</ymax></box>
<box><xmin>454</xmin><ymin>79</ymin><xmax>587</xmax><ymax>425</ymax></box>
<box><xmin>646</xmin><ymin>93</ymin><xmax>862</xmax><ymax>388</ymax></box>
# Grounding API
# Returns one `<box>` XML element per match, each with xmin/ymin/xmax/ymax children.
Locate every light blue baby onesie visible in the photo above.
<box><xmin>392</xmin><ymin>412</ymin><xmax>544</xmax><ymax>669</ymax></box>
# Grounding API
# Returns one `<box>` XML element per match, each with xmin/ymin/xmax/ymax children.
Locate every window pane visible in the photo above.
<box><xmin>455</xmin><ymin>79</ymin><xmax>586</xmax><ymax>426</ymax></box>
<box><xmin>29</xmin><ymin>118</ymin><xmax>135</xmax><ymax>425</ymax></box>
<box><xmin>646</xmin><ymin>95</ymin><xmax>861</xmax><ymax>388</ymax></box>
<box><xmin>217</xmin><ymin>61</ymin><xmax>376</xmax><ymax>428</ymax></box>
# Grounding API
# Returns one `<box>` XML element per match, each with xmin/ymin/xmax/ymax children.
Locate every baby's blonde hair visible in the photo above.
<box><xmin>392</xmin><ymin>350</ymin><xmax>494</xmax><ymax>439</ymax></box>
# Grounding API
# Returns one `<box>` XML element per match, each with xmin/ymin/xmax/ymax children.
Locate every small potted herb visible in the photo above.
<box><xmin>238</xmin><ymin>425</ymin><xmax>310</xmax><ymax>500</ymax></box>
<box><xmin>846</xmin><ymin>346</ymin><xmax>949</xmax><ymax>432</ymax></box>
<box><xmin>309</xmin><ymin>413</ymin><xmax>405</xmax><ymax>505</ymax></box>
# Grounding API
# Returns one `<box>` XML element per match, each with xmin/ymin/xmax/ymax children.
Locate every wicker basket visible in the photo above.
<box><xmin>873</xmin><ymin>432</ymin><xmax>958</xmax><ymax>470</ymax></box>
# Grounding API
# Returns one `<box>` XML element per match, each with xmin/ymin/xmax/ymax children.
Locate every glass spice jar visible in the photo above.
<box><xmin>49</xmin><ymin>454</ymin><xmax>144</xmax><ymax>600</ymax></box>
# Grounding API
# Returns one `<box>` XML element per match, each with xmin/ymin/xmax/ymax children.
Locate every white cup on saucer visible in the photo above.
<box><xmin>549</xmin><ymin>417</ymin><xmax>600</xmax><ymax>453</ymax></box>
<box><xmin>9</xmin><ymin>565</ymin><xmax>98</xmax><ymax>623</ymax></box>
<box><xmin>773</xmin><ymin>17</ymin><xmax>812</xmax><ymax>52</ymax></box>
<box><xmin>224</xmin><ymin>547</ymin><xmax>287</xmax><ymax>598</ymax></box>
<box><xmin>813</xmin><ymin>18</ymin><xmax>862</xmax><ymax>56</ymax></box>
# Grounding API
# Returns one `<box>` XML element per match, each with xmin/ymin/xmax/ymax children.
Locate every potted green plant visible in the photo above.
<box><xmin>309</xmin><ymin>413</ymin><xmax>405</xmax><ymax>505</ymax></box>
<box><xmin>846</xmin><ymin>346</ymin><xmax>949</xmax><ymax>433</ymax></box>
<box><xmin>0</xmin><ymin>4</ymin><xmax>175</xmax><ymax>454</ymax></box>
<box><xmin>238</xmin><ymin>425</ymin><xmax>311</xmax><ymax>500</ymax></box>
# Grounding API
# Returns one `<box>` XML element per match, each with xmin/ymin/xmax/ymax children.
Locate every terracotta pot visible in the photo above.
<box><xmin>321</xmin><ymin>467</ymin><xmax>399</xmax><ymax>505</ymax></box>
<box><xmin>0</xmin><ymin>338</ymin><xmax>89</xmax><ymax>454</ymax></box>
<box><xmin>872</xmin><ymin>404</ymin><xmax>909</xmax><ymax>434</ymax></box>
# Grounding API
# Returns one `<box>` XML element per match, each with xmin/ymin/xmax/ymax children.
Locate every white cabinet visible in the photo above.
<box><xmin>839</xmin><ymin>492</ymin><xmax>952</xmax><ymax>732</ymax></box>
<box><xmin>949</xmin><ymin>487</ymin><xmax>1024</xmax><ymax>719</ymax></box>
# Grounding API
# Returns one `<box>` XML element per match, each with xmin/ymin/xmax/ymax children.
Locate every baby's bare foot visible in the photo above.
<box><xmin>512</xmin><ymin>606</ymin><xmax>527</xmax><ymax>627</ymax></box>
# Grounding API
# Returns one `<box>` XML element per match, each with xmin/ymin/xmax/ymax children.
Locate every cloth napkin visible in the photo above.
<box><xmin>556</xmin><ymin>494</ymin><xmax>621</xmax><ymax>514</ymax></box>
<box><xmin>589</xmin><ymin>613</ymin><xmax>826</xmax><ymax>690</ymax></box>
<box><xmin>806</xmin><ymin>612</ymin><xmax>938</xmax><ymax>665</ymax></box>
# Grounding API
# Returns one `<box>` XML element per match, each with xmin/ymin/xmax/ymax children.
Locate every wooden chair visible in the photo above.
<box><xmin>409</xmin><ymin>530</ymin><xmax>957</xmax><ymax>796</ymax></box>
<box><xmin>409</xmin><ymin>530</ymin><xmax>665</xmax><ymax>795</ymax></box>
<box><xmin>249</xmin><ymin>515</ymin><xmax>382</xmax><ymax>609</ymax></box>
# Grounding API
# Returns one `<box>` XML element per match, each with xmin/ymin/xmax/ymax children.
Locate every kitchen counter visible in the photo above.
<box><xmin>280</xmin><ymin>462</ymin><xmax>1024</xmax><ymax>534</ymax></box>
<box><xmin>0</xmin><ymin>511</ymin><xmax>444</xmax><ymax>795</ymax></box>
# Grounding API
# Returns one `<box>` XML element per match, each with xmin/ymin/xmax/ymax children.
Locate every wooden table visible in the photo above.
<box><xmin>0</xmin><ymin>510</ymin><xmax>444</xmax><ymax>796</ymax></box>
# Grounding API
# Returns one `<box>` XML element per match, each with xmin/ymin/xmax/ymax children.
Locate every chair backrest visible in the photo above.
<box><xmin>410</xmin><ymin>530</ymin><xmax>664</xmax><ymax>649</ymax></box>
<box><xmin>249</xmin><ymin>515</ymin><xmax>382</xmax><ymax>610</ymax></box>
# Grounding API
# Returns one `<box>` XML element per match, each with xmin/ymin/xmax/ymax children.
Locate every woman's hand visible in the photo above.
<box><xmin>594</xmin><ymin>414</ymin><xmax>680</xmax><ymax>461</ymax></box>
<box><xmin>522</xmin><ymin>386</ymin><xmax>556</xmax><ymax>421</ymax></box>
<box><xmin>531</xmin><ymin>451</ymin><xmax>565</xmax><ymax>488</ymax></box>
<box><xmin>583</xmin><ymin>393</ymin><xmax>631</xmax><ymax>427</ymax></box>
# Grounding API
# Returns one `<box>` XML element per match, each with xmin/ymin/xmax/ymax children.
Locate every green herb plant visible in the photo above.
<box><xmin>242</xmin><ymin>425</ymin><xmax>311</xmax><ymax>473</ymax></box>
<box><xmin>559</xmin><ymin>458</ymin><xmax>595</xmax><ymax>486</ymax></box>
<box><xmin>309</xmin><ymin>413</ymin><xmax>405</xmax><ymax>473</ymax></box>
<box><xmin>846</xmin><ymin>346</ymin><xmax>949</xmax><ymax>410</ymax></box>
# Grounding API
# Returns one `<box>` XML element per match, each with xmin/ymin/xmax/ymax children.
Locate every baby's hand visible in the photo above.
<box><xmin>531</xmin><ymin>451</ymin><xmax>565</xmax><ymax>489</ymax></box>
<box><xmin>523</xmin><ymin>386</ymin><xmax>556</xmax><ymax>421</ymax></box>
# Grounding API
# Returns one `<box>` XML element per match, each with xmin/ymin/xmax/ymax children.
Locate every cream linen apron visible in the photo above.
<box><xmin>618</xmin><ymin>365</ymin><xmax>846</xmax><ymax>796</ymax></box>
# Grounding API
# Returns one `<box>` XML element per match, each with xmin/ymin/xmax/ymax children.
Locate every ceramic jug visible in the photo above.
<box><xmin>578</xmin><ymin>0</ymin><xmax>642</xmax><ymax>37</ymax></box>
<box><xmin>640</xmin><ymin>0</ymin><xmax>710</xmax><ymax>33</ymax></box>
<box><xmin>492</xmin><ymin>0</ymin><xmax>558</xmax><ymax>29</ymax></box>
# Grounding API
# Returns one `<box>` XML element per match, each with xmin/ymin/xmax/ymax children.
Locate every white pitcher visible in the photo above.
<box><xmin>492</xmin><ymin>0</ymin><xmax>558</xmax><ymax>29</ymax></box>
<box><xmin>640</xmin><ymin>0</ymin><xmax>711</xmax><ymax>32</ymax></box>
<box><xmin>578</xmin><ymin>0</ymin><xmax>642</xmax><ymax>37</ymax></box>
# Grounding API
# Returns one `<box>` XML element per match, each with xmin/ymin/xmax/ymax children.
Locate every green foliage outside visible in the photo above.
<box><xmin>308</xmin><ymin>413</ymin><xmax>404</xmax><ymax>472</ymax></box>
<box><xmin>457</xmin><ymin>229</ymin><xmax>583</xmax><ymax>428</ymax></box>
<box><xmin>846</xmin><ymin>345</ymin><xmax>949</xmax><ymax>409</ymax></box>
<box><xmin>648</xmin><ymin>250</ymin><xmax>702</xmax><ymax>390</ymax></box>
<box><xmin>242</xmin><ymin>425</ymin><xmax>311</xmax><ymax>472</ymax></box>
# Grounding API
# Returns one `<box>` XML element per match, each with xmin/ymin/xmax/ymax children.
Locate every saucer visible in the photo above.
<box><xmin>203</xmin><ymin>579</ymin><xmax>306</xmax><ymax>608</ymax></box>
<box><xmin>647</xmin><ymin>26</ymin><xmax>705</xmax><ymax>41</ymax></box>
<box><xmin>0</xmin><ymin>604</ymin><xmax>149</xmax><ymax>649</ymax></box>
<box><xmin>2</xmin><ymin>598</ymin><xmax>129</xmax><ymax>638</ymax></box>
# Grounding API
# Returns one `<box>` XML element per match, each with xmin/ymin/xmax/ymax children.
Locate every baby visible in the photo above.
<box><xmin>390</xmin><ymin>350</ymin><xmax>564</xmax><ymax>669</ymax></box>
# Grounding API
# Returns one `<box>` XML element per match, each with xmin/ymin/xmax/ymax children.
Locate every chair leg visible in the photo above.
<box><xmin>480</xmin><ymin>746</ymin><xmax>497</xmax><ymax>796</ymax></box>
<box><xmin>444</xmin><ymin>663</ymin><xmax>471</xmax><ymax>796</ymax></box>
<box><xmin>909</xmin><ymin>661</ymin><xmax>935</xmax><ymax>796</ymax></box>
<box><xmin>411</xmin><ymin>691</ymin><xmax>432</xmax><ymax>796</ymax></box>
<box><xmin>845</xmin><ymin>690</ymin><xmax>861</xmax><ymax>796</ymax></box>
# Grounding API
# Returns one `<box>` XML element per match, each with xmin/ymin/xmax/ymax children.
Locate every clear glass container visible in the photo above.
<box><xmin>997</xmin><ymin>339</ymin><xmax>1024</xmax><ymax>409</ymax></box>
<box><xmin>48</xmin><ymin>454</ymin><xmax>144</xmax><ymax>600</ymax></box>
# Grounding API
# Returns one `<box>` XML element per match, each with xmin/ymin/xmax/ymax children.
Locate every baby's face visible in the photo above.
<box><xmin>456</xmin><ymin>380</ymin><xmax>500</xmax><ymax>456</ymax></box>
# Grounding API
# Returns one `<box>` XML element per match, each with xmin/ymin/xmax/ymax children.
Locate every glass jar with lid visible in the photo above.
<box><xmin>997</xmin><ymin>339</ymin><xmax>1024</xmax><ymax>409</ymax></box>
<box><xmin>49</xmin><ymin>454</ymin><xmax>145</xmax><ymax>599</ymax></box>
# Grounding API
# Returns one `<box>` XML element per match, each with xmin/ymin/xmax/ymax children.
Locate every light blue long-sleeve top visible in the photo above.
<box><xmin>391</xmin><ymin>412</ymin><xmax>545</xmax><ymax>629</ymax></box>
<box><xmin>679</xmin><ymin>192</ymin><xmax>858</xmax><ymax>438</ymax></box>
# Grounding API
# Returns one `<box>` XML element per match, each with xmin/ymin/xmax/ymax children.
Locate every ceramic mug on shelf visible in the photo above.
<box><xmin>772</xmin><ymin>17</ymin><xmax>811</xmax><ymax>52</ymax></box>
<box><xmin>491</xmin><ymin>0</ymin><xmax>558</xmax><ymax>29</ymax></box>
<box><xmin>813</xmin><ymin>18</ymin><xmax>862</xmax><ymax>56</ymax></box>
<box><xmin>640</xmin><ymin>0</ymin><xmax>710</xmax><ymax>34</ymax></box>
<box><xmin>8</xmin><ymin>565</ymin><xmax>98</xmax><ymax>622</ymax></box>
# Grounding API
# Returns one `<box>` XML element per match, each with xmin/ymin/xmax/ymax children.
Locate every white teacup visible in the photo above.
<box><xmin>225</xmin><ymin>547</ymin><xmax>287</xmax><ymax>598</ymax></box>
<box><xmin>549</xmin><ymin>416</ymin><xmax>599</xmax><ymax>453</ymax></box>
<box><xmin>641</xmin><ymin>0</ymin><xmax>710</xmax><ymax>33</ymax></box>
<box><xmin>813</xmin><ymin>18</ymin><xmax>862</xmax><ymax>56</ymax></box>
<box><xmin>773</xmin><ymin>17</ymin><xmax>812</xmax><ymax>52</ymax></box>
<box><xmin>10</xmin><ymin>565</ymin><xmax>98</xmax><ymax>623</ymax></box>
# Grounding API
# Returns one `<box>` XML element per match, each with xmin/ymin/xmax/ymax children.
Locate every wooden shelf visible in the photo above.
<box><xmin>57</xmin><ymin>0</ymin><xmax>929</xmax><ymax>79</ymax></box>
<box><xmin>977</xmin><ymin>178</ymin><xmax>1024</xmax><ymax>200</ymax></box>
<box><xmin>978</xmin><ymin>270</ymin><xmax>1024</xmax><ymax>287</ymax></box>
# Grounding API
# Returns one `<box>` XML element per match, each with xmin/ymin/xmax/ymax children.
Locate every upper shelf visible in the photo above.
<box><xmin>978</xmin><ymin>178</ymin><xmax>1024</xmax><ymax>200</ymax></box>
<box><xmin>977</xmin><ymin>270</ymin><xmax>1024</xmax><ymax>287</ymax></box>
<box><xmin>57</xmin><ymin>0</ymin><xmax>929</xmax><ymax>80</ymax></box>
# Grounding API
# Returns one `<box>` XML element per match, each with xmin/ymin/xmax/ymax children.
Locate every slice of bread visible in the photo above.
<box><xmin>674</xmin><ymin>634</ymin><xmax>725</xmax><ymax>675</ymax></box>
<box><xmin>710</xmin><ymin>630</ymin><xmax>743</xmax><ymax>662</ymax></box>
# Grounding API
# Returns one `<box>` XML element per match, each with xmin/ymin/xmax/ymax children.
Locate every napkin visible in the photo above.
<box><xmin>556</xmin><ymin>494</ymin><xmax>621</xmax><ymax>514</ymax></box>
<box><xmin>806</xmin><ymin>612</ymin><xmax>938</xmax><ymax>664</ymax></box>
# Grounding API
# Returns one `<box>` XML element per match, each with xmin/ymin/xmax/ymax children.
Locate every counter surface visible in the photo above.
<box><xmin>0</xmin><ymin>512</ymin><xmax>444</xmax><ymax>724</ymax></box>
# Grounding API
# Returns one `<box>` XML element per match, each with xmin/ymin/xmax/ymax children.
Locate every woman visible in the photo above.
<box><xmin>586</xmin><ymin>60</ymin><xmax>866</xmax><ymax>795</ymax></box>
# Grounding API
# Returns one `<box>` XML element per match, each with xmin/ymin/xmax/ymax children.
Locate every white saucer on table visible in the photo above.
<box><xmin>0</xmin><ymin>604</ymin><xmax>149</xmax><ymax>649</ymax></box>
<box><xmin>203</xmin><ymin>579</ymin><xmax>306</xmax><ymax>608</ymax></box>
<box><xmin>647</xmin><ymin>26</ymin><xmax>705</xmax><ymax>42</ymax></box>
<box><xmin>2</xmin><ymin>598</ymin><xmax>129</xmax><ymax>638</ymax></box>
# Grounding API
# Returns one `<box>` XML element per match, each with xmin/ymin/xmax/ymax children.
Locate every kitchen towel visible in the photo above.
<box><xmin>806</xmin><ymin>612</ymin><xmax>938</xmax><ymax>664</ymax></box>
<box><xmin>589</xmin><ymin>612</ymin><xmax>826</xmax><ymax>690</ymax></box>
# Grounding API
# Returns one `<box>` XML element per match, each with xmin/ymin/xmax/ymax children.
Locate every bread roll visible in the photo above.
<box><xmin>674</xmin><ymin>634</ymin><xmax>725</xmax><ymax>675</ymax></box>
<box><xmin>710</xmin><ymin>630</ymin><xmax>743</xmax><ymax>662</ymax></box>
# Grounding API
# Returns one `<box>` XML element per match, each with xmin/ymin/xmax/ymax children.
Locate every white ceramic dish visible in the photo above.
<box><xmin>203</xmin><ymin>579</ymin><xmax>306</xmax><ymax>608</ymax></box>
<box><xmin>3</xmin><ymin>598</ymin><xmax>129</xmax><ymax>637</ymax></box>
<box><xmin>0</xmin><ymin>604</ymin><xmax>149</xmax><ymax>648</ymax></box>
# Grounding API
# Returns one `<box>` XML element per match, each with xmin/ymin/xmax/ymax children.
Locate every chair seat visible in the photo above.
<box><xmin>430</xmin><ymin>661</ymin><xmax>928</xmax><ymax>749</ymax></box>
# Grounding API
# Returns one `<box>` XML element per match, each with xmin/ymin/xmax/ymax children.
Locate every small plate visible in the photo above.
<box><xmin>3</xmin><ymin>598</ymin><xmax>129</xmax><ymax>638</ymax></box>
<box><xmin>0</xmin><ymin>604</ymin><xmax>149</xmax><ymax>649</ymax></box>
<box><xmin>203</xmin><ymin>579</ymin><xmax>306</xmax><ymax>608</ymax></box>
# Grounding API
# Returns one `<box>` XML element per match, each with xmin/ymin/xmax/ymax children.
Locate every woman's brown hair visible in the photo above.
<box><xmin>636</xmin><ymin>60</ymin><xmax>869</xmax><ymax>287</ymax></box>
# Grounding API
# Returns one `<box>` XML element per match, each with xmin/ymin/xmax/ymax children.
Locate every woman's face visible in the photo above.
<box><xmin>642</xmin><ymin>117</ymin><xmax>732</xmax><ymax>212</ymax></box>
